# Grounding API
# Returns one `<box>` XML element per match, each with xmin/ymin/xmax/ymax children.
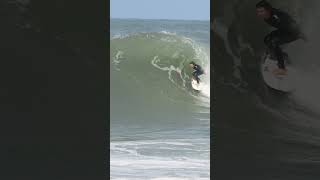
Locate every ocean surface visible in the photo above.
<box><xmin>213</xmin><ymin>1</ymin><xmax>320</xmax><ymax>179</ymax></box>
<box><xmin>110</xmin><ymin>19</ymin><xmax>210</xmax><ymax>179</ymax></box>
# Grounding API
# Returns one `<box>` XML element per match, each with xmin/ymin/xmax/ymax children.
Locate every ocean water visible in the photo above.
<box><xmin>212</xmin><ymin>1</ymin><xmax>320</xmax><ymax>179</ymax></box>
<box><xmin>110</xmin><ymin>19</ymin><xmax>210</xmax><ymax>179</ymax></box>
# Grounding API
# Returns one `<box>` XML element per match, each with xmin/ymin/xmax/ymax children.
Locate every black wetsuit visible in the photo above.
<box><xmin>263</xmin><ymin>8</ymin><xmax>303</xmax><ymax>69</ymax></box>
<box><xmin>192</xmin><ymin>64</ymin><xmax>204</xmax><ymax>83</ymax></box>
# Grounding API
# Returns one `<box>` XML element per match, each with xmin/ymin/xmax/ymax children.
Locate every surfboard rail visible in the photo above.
<box><xmin>261</xmin><ymin>53</ymin><xmax>295</xmax><ymax>92</ymax></box>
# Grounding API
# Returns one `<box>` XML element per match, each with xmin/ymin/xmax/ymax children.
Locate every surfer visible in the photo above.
<box><xmin>189</xmin><ymin>61</ymin><xmax>204</xmax><ymax>84</ymax></box>
<box><xmin>256</xmin><ymin>0</ymin><xmax>306</xmax><ymax>75</ymax></box>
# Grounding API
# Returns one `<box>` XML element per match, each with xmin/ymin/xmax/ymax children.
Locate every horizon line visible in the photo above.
<box><xmin>110</xmin><ymin>17</ymin><xmax>210</xmax><ymax>21</ymax></box>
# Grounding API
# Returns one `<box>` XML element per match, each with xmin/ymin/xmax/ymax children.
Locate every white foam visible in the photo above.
<box><xmin>111</xmin><ymin>138</ymin><xmax>210</xmax><ymax>179</ymax></box>
<box><xmin>111</xmin><ymin>158</ymin><xmax>208</xmax><ymax>168</ymax></box>
<box><xmin>111</xmin><ymin>34</ymin><xmax>131</xmax><ymax>40</ymax></box>
<box><xmin>111</xmin><ymin>140</ymin><xmax>194</xmax><ymax>147</ymax></box>
<box><xmin>160</xmin><ymin>31</ymin><xmax>177</xmax><ymax>35</ymax></box>
<box><xmin>151</xmin><ymin>55</ymin><xmax>186</xmax><ymax>89</ymax></box>
<box><xmin>112</xmin><ymin>50</ymin><xmax>125</xmax><ymax>71</ymax></box>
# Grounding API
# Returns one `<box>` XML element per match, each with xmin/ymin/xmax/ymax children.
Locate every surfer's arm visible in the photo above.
<box><xmin>197</xmin><ymin>66</ymin><xmax>206</xmax><ymax>74</ymax></box>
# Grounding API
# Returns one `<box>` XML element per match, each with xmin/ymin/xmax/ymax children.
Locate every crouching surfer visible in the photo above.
<box><xmin>256</xmin><ymin>0</ymin><xmax>306</xmax><ymax>75</ymax></box>
<box><xmin>189</xmin><ymin>61</ymin><xmax>204</xmax><ymax>84</ymax></box>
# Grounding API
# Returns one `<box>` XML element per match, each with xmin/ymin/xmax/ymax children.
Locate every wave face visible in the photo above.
<box><xmin>110</xmin><ymin>19</ymin><xmax>210</xmax><ymax>179</ymax></box>
<box><xmin>213</xmin><ymin>1</ymin><xmax>320</xmax><ymax>179</ymax></box>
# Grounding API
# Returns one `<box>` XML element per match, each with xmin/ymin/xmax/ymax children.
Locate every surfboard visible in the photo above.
<box><xmin>191</xmin><ymin>79</ymin><xmax>202</xmax><ymax>91</ymax></box>
<box><xmin>261</xmin><ymin>56</ymin><xmax>295</xmax><ymax>92</ymax></box>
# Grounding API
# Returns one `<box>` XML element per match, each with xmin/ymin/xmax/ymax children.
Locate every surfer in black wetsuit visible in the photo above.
<box><xmin>189</xmin><ymin>61</ymin><xmax>204</xmax><ymax>84</ymax></box>
<box><xmin>256</xmin><ymin>0</ymin><xmax>306</xmax><ymax>75</ymax></box>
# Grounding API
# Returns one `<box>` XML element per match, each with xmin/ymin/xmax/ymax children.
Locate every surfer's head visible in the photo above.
<box><xmin>189</xmin><ymin>61</ymin><xmax>196</xmax><ymax>68</ymax></box>
<box><xmin>256</xmin><ymin>0</ymin><xmax>272</xmax><ymax>19</ymax></box>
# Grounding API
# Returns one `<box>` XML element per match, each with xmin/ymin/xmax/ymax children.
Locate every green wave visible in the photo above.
<box><xmin>110</xmin><ymin>32</ymin><xmax>210</xmax><ymax>123</ymax></box>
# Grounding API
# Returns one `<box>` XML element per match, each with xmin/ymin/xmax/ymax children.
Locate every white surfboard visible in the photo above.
<box><xmin>261</xmin><ymin>57</ymin><xmax>295</xmax><ymax>92</ymax></box>
<box><xmin>191</xmin><ymin>79</ymin><xmax>203</xmax><ymax>91</ymax></box>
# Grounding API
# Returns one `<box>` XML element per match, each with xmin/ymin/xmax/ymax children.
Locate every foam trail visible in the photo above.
<box><xmin>200</xmin><ymin>59</ymin><xmax>210</xmax><ymax>98</ymax></box>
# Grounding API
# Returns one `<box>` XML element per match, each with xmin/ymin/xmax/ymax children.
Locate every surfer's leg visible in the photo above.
<box><xmin>196</xmin><ymin>77</ymin><xmax>200</xmax><ymax>84</ymax></box>
<box><xmin>274</xmin><ymin>44</ymin><xmax>285</xmax><ymax>69</ymax></box>
<box><xmin>193</xmin><ymin>71</ymin><xmax>201</xmax><ymax>84</ymax></box>
<box><xmin>264</xmin><ymin>31</ymin><xmax>279</xmax><ymax>60</ymax></box>
<box><xmin>265</xmin><ymin>30</ymin><xmax>286</xmax><ymax>69</ymax></box>
<box><xmin>276</xmin><ymin>32</ymin><xmax>300</xmax><ymax>68</ymax></box>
